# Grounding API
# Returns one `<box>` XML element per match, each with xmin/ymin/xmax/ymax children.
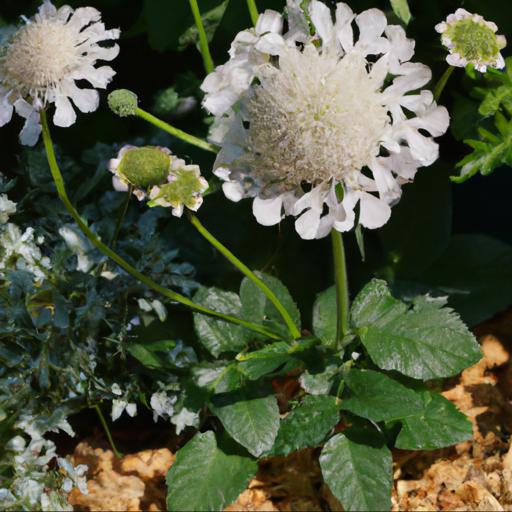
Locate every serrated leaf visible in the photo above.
<box><xmin>396</xmin><ymin>393</ymin><xmax>473</xmax><ymax>450</ymax></box>
<box><xmin>390</xmin><ymin>0</ymin><xmax>411</xmax><ymax>24</ymax></box>
<box><xmin>312</xmin><ymin>286</ymin><xmax>336</xmax><ymax>345</ymax></box>
<box><xmin>210</xmin><ymin>386</ymin><xmax>280</xmax><ymax>457</ymax></box>
<box><xmin>320</xmin><ymin>428</ymin><xmax>392</xmax><ymax>511</ymax></box>
<box><xmin>166</xmin><ymin>431</ymin><xmax>257</xmax><ymax>512</ymax></box>
<box><xmin>240</xmin><ymin>272</ymin><xmax>301</xmax><ymax>339</ymax></box>
<box><xmin>352</xmin><ymin>280</ymin><xmax>482</xmax><ymax>380</ymax></box>
<box><xmin>341</xmin><ymin>369</ymin><xmax>424</xmax><ymax>422</ymax></box>
<box><xmin>270</xmin><ymin>396</ymin><xmax>339</xmax><ymax>456</ymax></box>
<box><xmin>193</xmin><ymin>287</ymin><xmax>249</xmax><ymax>358</ymax></box>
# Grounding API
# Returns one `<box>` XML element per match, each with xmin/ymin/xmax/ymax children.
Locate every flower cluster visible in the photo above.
<box><xmin>436</xmin><ymin>9</ymin><xmax>506</xmax><ymax>72</ymax></box>
<box><xmin>0</xmin><ymin>0</ymin><xmax>120</xmax><ymax>145</ymax></box>
<box><xmin>109</xmin><ymin>145</ymin><xmax>208</xmax><ymax>217</ymax></box>
<box><xmin>202</xmin><ymin>0</ymin><xmax>450</xmax><ymax>239</ymax></box>
<box><xmin>0</xmin><ymin>193</ymin><xmax>51</xmax><ymax>283</ymax></box>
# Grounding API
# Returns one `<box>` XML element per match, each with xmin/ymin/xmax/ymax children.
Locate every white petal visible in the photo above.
<box><xmin>446</xmin><ymin>53</ymin><xmax>466</xmax><ymax>68</ymax></box>
<box><xmin>309</xmin><ymin>0</ymin><xmax>335</xmax><ymax>46</ymax></box>
<box><xmin>369</xmin><ymin>55</ymin><xmax>390</xmax><ymax>86</ymax></box>
<box><xmin>409</xmin><ymin>105</ymin><xmax>450</xmax><ymax>137</ymax></box>
<box><xmin>86</xmin><ymin>44</ymin><xmax>120</xmax><ymax>62</ymax></box>
<box><xmin>358</xmin><ymin>192</ymin><xmax>391</xmax><ymax>229</ymax></box>
<box><xmin>356</xmin><ymin>8</ymin><xmax>387</xmax><ymax>42</ymax></box>
<box><xmin>54</xmin><ymin>95</ymin><xmax>77</xmax><ymax>127</ymax></box>
<box><xmin>255</xmin><ymin>10</ymin><xmax>283</xmax><ymax>35</ymax></box>
<box><xmin>334</xmin><ymin>192</ymin><xmax>358</xmax><ymax>232</ymax></box>
<box><xmin>369</xmin><ymin>158</ymin><xmax>401</xmax><ymax>202</ymax></box>
<box><xmin>253</xmin><ymin>196</ymin><xmax>283</xmax><ymax>226</ymax></box>
<box><xmin>295</xmin><ymin>208</ymin><xmax>321</xmax><ymax>239</ymax></box>
<box><xmin>0</xmin><ymin>95</ymin><xmax>13</xmax><ymax>126</ymax></box>
<box><xmin>19</xmin><ymin>114</ymin><xmax>42</xmax><ymax>147</ymax></box>
<box><xmin>385</xmin><ymin>25</ymin><xmax>415</xmax><ymax>64</ymax></box>
<box><xmin>222</xmin><ymin>182</ymin><xmax>245</xmax><ymax>202</ymax></box>
<box><xmin>72</xmin><ymin>65</ymin><xmax>116</xmax><ymax>88</ymax></box>
<box><xmin>111</xmin><ymin>400</ymin><xmax>126</xmax><ymax>421</ymax></box>
<box><xmin>67</xmin><ymin>6</ymin><xmax>101</xmax><ymax>31</ymax></box>
<box><xmin>38</xmin><ymin>0</ymin><xmax>57</xmax><ymax>18</ymax></box>
<box><xmin>285</xmin><ymin>0</ymin><xmax>310</xmax><ymax>43</ymax></box>
<box><xmin>172</xmin><ymin>204</ymin><xmax>185</xmax><ymax>217</ymax></box>
<box><xmin>63</xmin><ymin>81</ymin><xmax>99</xmax><ymax>113</ymax></box>
<box><xmin>335</xmin><ymin>3</ymin><xmax>355</xmax><ymax>52</ymax></box>
<box><xmin>112</xmin><ymin>176</ymin><xmax>128</xmax><ymax>192</ymax></box>
<box><xmin>404</xmin><ymin>127</ymin><xmax>440</xmax><ymax>166</ymax></box>
<box><xmin>293</xmin><ymin>182</ymin><xmax>330</xmax><ymax>215</ymax></box>
<box><xmin>126</xmin><ymin>403</ymin><xmax>137</xmax><ymax>417</ymax></box>
<box><xmin>203</xmin><ymin>88</ymin><xmax>240</xmax><ymax>116</ymax></box>
<box><xmin>435</xmin><ymin>22</ymin><xmax>447</xmax><ymax>34</ymax></box>
<box><xmin>255</xmin><ymin>33</ymin><xmax>285</xmax><ymax>55</ymax></box>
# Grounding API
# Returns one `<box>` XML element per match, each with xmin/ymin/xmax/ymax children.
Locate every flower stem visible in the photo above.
<box><xmin>110</xmin><ymin>185</ymin><xmax>132</xmax><ymax>248</ymax></box>
<box><xmin>246</xmin><ymin>0</ymin><xmax>259</xmax><ymax>25</ymax></box>
<box><xmin>135</xmin><ymin>107</ymin><xmax>218</xmax><ymax>154</ymax></box>
<box><xmin>331</xmin><ymin>230</ymin><xmax>349</xmax><ymax>343</ymax></box>
<box><xmin>434</xmin><ymin>66</ymin><xmax>455</xmax><ymax>102</ymax></box>
<box><xmin>188</xmin><ymin>0</ymin><xmax>215</xmax><ymax>74</ymax></box>
<box><xmin>189</xmin><ymin>214</ymin><xmax>301</xmax><ymax>339</ymax></box>
<box><xmin>40</xmin><ymin>110</ymin><xmax>280</xmax><ymax>340</ymax></box>
<box><xmin>94</xmin><ymin>404</ymin><xmax>123</xmax><ymax>459</ymax></box>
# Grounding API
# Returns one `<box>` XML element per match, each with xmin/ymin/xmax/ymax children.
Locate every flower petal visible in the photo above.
<box><xmin>255</xmin><ymin>10</ymin><xmax>283</xmax><ymax>35</ymax></box>
<box><xmin>295</xmin><ymin>208</ymin><xmax>322</xmax><ymax>239</ymax></box>
<box><xmin>54</xmin><ymin>94</ymin><xmax>77</xmax><ymax>127</ymax></box>
<box><xmin>358</xmin><ymin>191</ymin><xmax>391</xmax><ymax>229</ymax></box>
<box><xmin>335</xmin><ymin>3</ymin><xmax>355</xmax><ymax>52</ymax></box>
<box><xmin>253</xmin><ymin>195</ymin><xmax>283</xmax><ymax>226</ymax></box>
<box><xmin>309</xmin><ymin>0</ymin><xmax>335</xmax><ymax>46</ymax></box>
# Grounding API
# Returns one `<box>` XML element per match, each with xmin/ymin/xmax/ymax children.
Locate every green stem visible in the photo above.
<box><xmin>246</xmin><ymin>0</ymin><xmax>259</xmax><ymax>25</ymax></box>
<box><xmin>188</xmin><ymin>0</ymin><xmax>215</xmax><ymax>74</ymax></box>
<box><xmin>189</xmin><ymin>214</ymin><xmax>301</xmax><ymax>339</ymax></box>
<box><xmin>331</xmin><ymin>230</ymin><xmax>349</xmax><ymax>344</ymax></box>
<box><xmin>94</xmin><ymin>405</ymin><xmax>123</xmax><ymax>459</ymax></box>
<box><xmin>110</xmin><ymin>185</ymin><xmax>132</xmax><ymax>248</ymax></box>
<box><xmin>40</xmin><ymin>110</ymin><xmax>280</xmax><ymax>341</ymax></box>
<box><xmin>434</xmin><ymin>66</ymin><xmax>455</xmax><ymax>102</ymax></box>
<box><xmin>136</xmin><ymin>107</ymin><xmax>217</xmax><ymax>154</ymax></box>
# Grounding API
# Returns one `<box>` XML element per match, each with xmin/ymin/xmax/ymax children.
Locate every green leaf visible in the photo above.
<box><xmin>126</xmin><ymin>340</ymin><xmax>177</xmax><ymax>369</ymax></box>
<box><xmin>341</xmin><ymin>369</ymin><xmax>424</xmax><ymax>422</ymax></box>
<box><xmin>166</xmin><ymin>431</ymin><xmax>257</xmax><ymax>512</ymax></box>
<box><xmin>240</xmin><ymin>272</ymin><xmax>301</xmax><ymax>338</ymax></box>
<box><xmin>270</xmin><ymin>396</ymin><xmax>339</xmax><ymax>456</ymax></box>
<box><xmin>320</xmin><ymin>428</ymin><xmax>392</xmax><ymax>511</ymax></box>
<box><xmin>396</xmin><ymin>393</ymin><xmax>473</xmax><ymax>450</ymax></box>
<box><xmin>352</xmin><ymin>280</ymin><xmax>482</xmax><ymax>380</ymax></box>
<box><xmin>390</xmin><ymin>0</ymin><xmax>411</xmax><ymax>24</ymax></box>
<box><xmin>210</xmin><ymin>386</ymin><xmax>280</xmax><ymax>457</ymax></box>
<box><xmin>421</xmin><ymin>234</ymin><xmax>512</xmax><ymax>326</ymax></box>
<box><xmin>193</xmin><ymin>287</ymin><xmax>249</xmax><ymax>358</ymax></box>
<box><xmin>312</xmin><ymin>286</ymin><xmax>336</xmax><ymax>345</ymax></box>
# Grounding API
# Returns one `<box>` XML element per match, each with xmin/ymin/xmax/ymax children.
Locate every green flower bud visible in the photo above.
<box><xmin>108</xmin><ymin>89</ymin><xmax>138</xmax><ymax>117</ymax></box>
<box><xmin>117</xmin><ymin>147</ymin><xmax>171</xmax><ymax>189</ymax></box>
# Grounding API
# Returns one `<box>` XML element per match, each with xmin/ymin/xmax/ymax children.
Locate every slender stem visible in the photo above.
<box><xmin>189</xmin><ymin>214</ymin><xmax>301</xmax><ymax>339</ymax></box>
<box><xmin>246</xmin><ymin>0</ymin><xmax>259</xmax><ymax>25</ymax></box>
<box><xmin>94</xmin><ymin>405</ymin><xmax>123</xmax><ymax>459</ymax></box>
<box><xmin>136</xmin><ymin>107</ymin><xmax>217</xmax><ymax>154</ymax></box>
<box><xmin>110</xmin><ymin>185</ymin><xmax>132</xmax><ymax>248</ymax></box>
<box><xmin>434</xmin><ymin>66</ymin><xmax>455</xmax><ymax>102</ymax></box>
<box><xmin>331</xmin><ymin>230</ymin><xmax>349</xmax><ymax>343</ymax></box>
<box><xmin>40</xmin><ymin>110</ymin><xmax>280</xmax><ymax>340</ymax></box>
<box><xmin>188</xmin><ymin>0</ymin><xmax>215</xmax><ymax>74</ymax></box>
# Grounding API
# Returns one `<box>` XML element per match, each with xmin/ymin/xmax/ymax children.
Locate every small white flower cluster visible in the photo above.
<box><xmin>436</xmin><ymin>9</ymin><xmax>506</xmax><ymax>72</ymax></box>
<box><xmin>111</xmin><ymin>382</ymin><xmax>137</xmax><ymax>421</ymax></box>
<box><xmin>137</xmin><ymin>297</ymin><xmax>168</xmax><ymax>323</ymax></box>
<box><xmin>150</xmin><ymin>389</ymin><xmax>199</xmax><ymax>434</ymax></box>
<box><xmin>0</xmin><ymin>193</ymin><xmax>51</xmax><ymax>283</ymax></box>
<box><xmin>0</xmin><ymin>419</ymin><xmax>87</xmax><ymax>511</ymax></box>
<box><xmin>109</xmin><ymin>145</ymin><xmax>209</xmax><ymax>217</ymax></box>
<box><xmin>0</xmin><ymin>1</ymin><xmax>120</xmax><ymax>145</ymax></box>
<box><xmin>202</xmin><ymin>1</ymin><xmax>449</xmax><ymax>239</ymax></box>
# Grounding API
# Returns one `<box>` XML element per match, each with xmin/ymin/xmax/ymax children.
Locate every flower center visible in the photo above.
<box><xmin>118</xmin><ymin>147</ymin><xmax>171</xmax><ymax>189</ymax></box>
<box><xmin>240</xmin><ymin>45</ymin><xmax>390</xmax><ymax>189</ymax></box>
<box><xmin>1</xmin><ymin>21</ymin><xmax>78</xmax><ymax>96</ymax></box>
<box><xmin>447</xmin><ymin>19</ymin><xmax>501</xmax><ymax>62</ymax></box>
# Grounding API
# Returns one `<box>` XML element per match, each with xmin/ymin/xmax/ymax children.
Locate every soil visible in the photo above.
<box><xmin>67</xmin><ymin>310</ymin><xmax>512</xmax><ymax>511</ymax></box>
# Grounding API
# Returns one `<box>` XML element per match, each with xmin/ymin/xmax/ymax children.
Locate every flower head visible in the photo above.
<box><xmin>108</xmin><ymin>145</ymin><xmax>173</xmax><ymax>201</ymax></box>
<box><xmin>436</xmin><ymin>9</ymin><xmax>506</xmax><ymax>72</ymax></box>
<box><xmin>148</xmin><ymin>160</ymin><xmax>208</xmax><ymax>217</ymax></box>
<box><xmin>0</xmin><ymin>1</ymin><xmax>120</xmax><ymax>145</ymax></box>
<box><xmin>202</xmin><ymin>1</ymin><xmax>449</xmax><ymax>239</ymax></box>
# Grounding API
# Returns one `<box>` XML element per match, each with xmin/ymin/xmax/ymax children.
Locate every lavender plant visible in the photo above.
<box><xmin>0</xmin><ymin>0</ymin><xmax>510</xmax><ymax>511</ymax></box>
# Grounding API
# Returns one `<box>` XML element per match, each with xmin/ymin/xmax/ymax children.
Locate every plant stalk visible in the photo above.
<box><xmin>188</xmin><ymin>0</ymin><xmax>215</xmax><ymax>74</ymax></box>
<box><xmin>94</xmin><ymin>404</ymin><xmax>123</xmax><ymax>459</ymax></box>
<box><xmin>110</xmin><ymin>185</ymin><xmax>132</xmax><ymax>248</ymax></box>
<box><xmin>136</xmin><ymin>107</ymin><xmax>217</xmax><ymax>154</ymax></box>
<box><xmin>246</xmin><ymin>0</ymin><xmax>259</xmax><ymax>25</ymax></box>
<box><xmin>40</xmin><ymin>110</ymin><xmax>280</xmax><ymax>340</ymax></box>
<box><xmin>331</xmin><ymin>229</ymin><xmax>350</xmax><ymax>343</ymax></box>
<box><xmin>434</xmin><ymin>66</ymin><xmax>455</xmax><ymax>102</ymax></box>
<box><xmin>189</xmin><ymin>214</ymin><xmax>301</xmax><ymax>339</ymax></box>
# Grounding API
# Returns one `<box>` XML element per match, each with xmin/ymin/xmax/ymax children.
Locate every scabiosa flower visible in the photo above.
<box><xmin>148</xmin><ymin>159</ymin><xmax>209</xmax><ymax>217</ymax></box>
<box><xmin>202</xmin><ymin>1</ymin><xmax>449</xmax><ymax>239</ymax></box>
<box><xmin>436</xmin><ymin>9</ymin><xmax>506</xmax><ymax>72</ymax></box>
<box><xmin>108</xmin><ymin>145</ymin><xmax>174</xmax><ymax>201</ymax></box>
<box><xmin>0</xmin><ymin>1</ymin><xmax>120</xmax><ymax>146</ymax></box>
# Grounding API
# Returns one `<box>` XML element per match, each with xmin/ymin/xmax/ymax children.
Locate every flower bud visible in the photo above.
<box><xmin>108</xmin><ymin>89</ymin><xmax>138</xmax><ymax>117</ymax></box>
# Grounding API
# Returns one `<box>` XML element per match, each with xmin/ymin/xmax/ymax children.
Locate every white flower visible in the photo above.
<box><xmin>111</xmin><ymin>399</ymin><xmax>137</xmax><ymax>421</ymax></box>
<box><xmin>0</xmin><ymin>223</ymin><xmax>51</xmax><ymax>282</ymax></box>
<box><xmin>57</xmin><ymin>458</ymin><xmax>88</xmax><ymax>495</ymax></box>
<box><xmin>59</xmin><ymin>224</ymin><xmax>95</xmax><ymax>273</ymax></box>
<box><xmin>202</xmin><ymin>1</ymin><xmax>449</xmax><ymax>239</ymax></box>
<box><xmin>171</xmin><ymin>407</ymin><xmax>199</xmax><ymax>434</ymax></box>
<box><xmin>0</xmin><ymin>0</ymin><xmax>120</xmax><ymax>146</ymax></box>
<box><xmin>150</xmin><ymin>391</ymin><xmax>177</xmax><ymax>422</ymax></box>
<box><xmin>0</xmin><ymin>193</ymin><xmax>16</xmax><ymax>224</ymax></box>
<box><xmin>435</xmin><ymin>9</ymin><xmax>506</xmax><ymax>72</ymax></box>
